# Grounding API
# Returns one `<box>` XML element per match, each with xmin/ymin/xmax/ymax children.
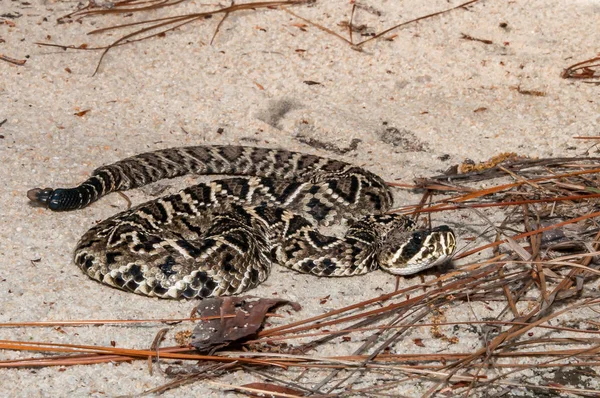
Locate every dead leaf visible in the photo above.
<box><xmin>74</xmin><ymin>109</ymin><xmax>91</xmax><ymax>117</ymax></box>
<box><xmin>318</xmin><ymin>294</ymin><xmax>330</xmax><ymax>304</ymax></box>
<box><xmin>191</xmin><ymin>296</ymin><xmax>301</xmax><ymax>353</ymax></box>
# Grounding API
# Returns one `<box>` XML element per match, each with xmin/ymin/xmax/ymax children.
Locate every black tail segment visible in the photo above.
<box><xmin>27</xmin><ymin>187</ymin><xmax>81</xmax><ymax>211</ymax></box>
<box><xmin>27</xmin><ymin>174</ymin><xmax>108</xmax><ymax>211</ymax></box>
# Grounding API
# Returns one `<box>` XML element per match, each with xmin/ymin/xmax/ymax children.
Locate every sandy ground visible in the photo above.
<box><xmin>1</xmin><ymin>0</ymin><xmax>599</xmax><ymax>396</ymax></box>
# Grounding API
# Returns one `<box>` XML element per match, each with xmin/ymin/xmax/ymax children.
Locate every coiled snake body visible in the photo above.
<box><xmin>28</xmin><ymin>145</ymin><xmax>456</xmax><ymax>299</ymax></box>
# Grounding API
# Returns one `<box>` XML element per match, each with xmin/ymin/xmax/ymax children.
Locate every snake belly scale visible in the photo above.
<box><xmin>28</xmin><ymin>145</ymin><xmax>456</xmax><ymax>299</ymax></box>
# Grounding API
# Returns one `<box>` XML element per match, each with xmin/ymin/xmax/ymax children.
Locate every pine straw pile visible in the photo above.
<box><xmin>3</xmin><ymin>155</ymin><xmax>600</xmax><ymax>396</ymax></box>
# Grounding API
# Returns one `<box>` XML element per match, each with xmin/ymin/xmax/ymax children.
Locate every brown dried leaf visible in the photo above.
<box><xmin>191</xmin><ymin>296</ymin><xmax>301</xmax><ymax>353</ymax></box>
<box><xmin>74</xmin><ymin>109</ymin><xmax>91</xmax><ymax>117</ymax></box>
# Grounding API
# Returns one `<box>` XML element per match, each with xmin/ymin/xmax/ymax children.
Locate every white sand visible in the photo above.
<box><xmin>1</xmin><ymin>0</ymin><xmax>599</xmax><ymax>395</ymax></box>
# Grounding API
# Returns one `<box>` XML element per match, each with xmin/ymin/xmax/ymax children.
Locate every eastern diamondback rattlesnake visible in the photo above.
<box><xmin>28</xmin><ymin>145</ymin><xmax>456</xmax><ymax>299</ymax></box>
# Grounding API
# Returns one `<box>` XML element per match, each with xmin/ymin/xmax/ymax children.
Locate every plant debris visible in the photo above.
<box><xmin>191</xmin><ymin>296</ymin><xmax>301</xmax><ymax>353</ymax></box>
<box><xmin>0</xmin><ymin>53</ymin><xmax>26</xmax><ymax>65</ymax></box>
<box><xmin>458</xmin><ymin>152</ymin><xmax>528</xmax><ymax>174</ymax></box>
<box><xmin>37</xmin><ymin>0</ymin><xmax>483</xmax><ymax>73</ymax></box>
<box><xmin>460</xmin><ymin>32</ymin><xmax>493</xmax><ymax>45</ymax></box>
<box><xmin>4</xmin><ymin>154</ymin><xmax>600</xmax><ymax>396</ymax></box>
<box><xmin>561</xmin><ymin>55</ymin><xmax>600</xmax><ymax>82</ymax></box>
<box><xmin>236</xmin><ymin>382</ymin><xmax>306</xmax><ymax>398</ymax></box>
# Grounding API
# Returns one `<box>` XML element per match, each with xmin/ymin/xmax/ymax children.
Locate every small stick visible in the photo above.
<box><xmin>0</xmin><ymin>54</ymin><xmax>26</xmax><ymax>65</ymax></box>
<box><xmin>460</xmin><ymin>32</ymin><xmax>492</xmax><ymax>44</ymax></box>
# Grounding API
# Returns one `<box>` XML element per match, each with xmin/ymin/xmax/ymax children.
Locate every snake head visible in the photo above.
<box><xmin>378</xmin><ymin>225</ymin><xmax>456</xmax><ymax>275</ymax></box>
